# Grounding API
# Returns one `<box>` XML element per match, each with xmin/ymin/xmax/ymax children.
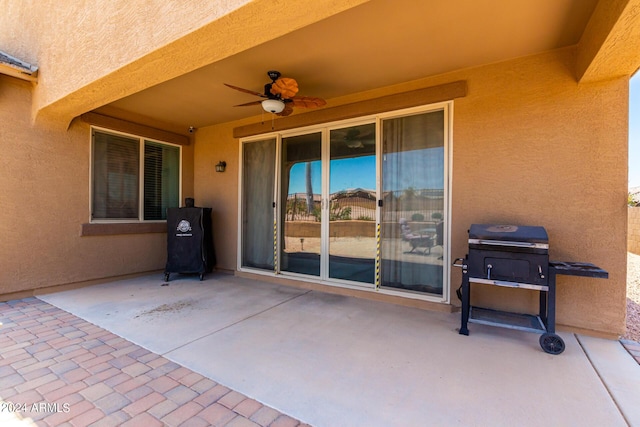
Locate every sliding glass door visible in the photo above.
<box><xmin>240</xmin><ymin>104</ymin><xmax>449</xmax><ymax>300</ymax></box>
<box><xmin>328</xmin><ymin>123</ymin><xmax>377</xmax><ymax>284</ymax></box>
<box><xmin>380</xmin><ymin>109</ymin><xmax>446</xmax><ymax>297</ymax></box>
<box><xmin>241</xmin><ymin>137</ymin><xmax>277</xmax><ymax>270</ymax></box>
<box><xmin>278</xmin><ymin>125</ymin><xmax>377</xmax><ymax>284</ymax></box>
<box><xmin>280</xmin><ymin>132</ymin><xmax>322</xmax><ymax>276</ymax></box>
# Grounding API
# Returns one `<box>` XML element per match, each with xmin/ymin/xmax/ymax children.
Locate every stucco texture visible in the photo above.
<box><xmin>192</xmin><ymin>122</ymin><xmax>241</xmax><ymax>272</ymax></box>
<box><xmin>0</xmin><ymin>75</ymin><xmax>193</xmax><ymax>295</ymax></box>
<box><xmin>194</xmin><ymin>48</ymin><xmax>628</xmax><ymax>336</ymax></box>
<box><xmin>0</xmin><ymin>0</ymin><xmax>368</xmax><ymax>125</ymax></box>
<box><xmin>450</xmin><ymin>48</ymin><xmax>627</xmax><ymax>335</ymax></box>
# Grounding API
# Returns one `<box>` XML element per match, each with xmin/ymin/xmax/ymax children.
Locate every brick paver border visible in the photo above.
<box><xmin>0</xmin><ymin>297</ymin><xmax>309</xmax><ymax>427</ymax></box>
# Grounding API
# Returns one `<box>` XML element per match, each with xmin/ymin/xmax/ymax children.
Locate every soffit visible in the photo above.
<box><xmin>98</xmin><ymin>0</ymin><xmax>598</xmax><ymax>131</ymax></box>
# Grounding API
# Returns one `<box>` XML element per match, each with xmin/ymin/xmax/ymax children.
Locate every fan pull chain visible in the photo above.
<box><xmin>259</xmin><ymin>110</ymin><xmax>275</xmax><ymax>130</ymax></box>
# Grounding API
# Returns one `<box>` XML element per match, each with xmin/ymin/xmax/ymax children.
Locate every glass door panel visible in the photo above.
<box><xmin>381</xmin><ymin>110</ymin><xmax>446</xmax><ymax>296</ymax></box>
<box><xmin>328</xmin><ymin>124</ymin><xmax>377</xmax><ymax>284</ymax></box>
<box><xmin>241</xmin><ymin>138</ymin><xmax>277</xmax><ymax>270</ymax></box>
<box><xmin>280</xmin><ymin>132</ymin><xmax>322</xmax><ymax>276</ymax></box>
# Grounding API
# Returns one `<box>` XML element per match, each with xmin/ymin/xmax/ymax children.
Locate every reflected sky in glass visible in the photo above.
<box><xmin>287</xmin><ymin>147</ymin><xmax>443</xmax><ymax>194</ymax></box>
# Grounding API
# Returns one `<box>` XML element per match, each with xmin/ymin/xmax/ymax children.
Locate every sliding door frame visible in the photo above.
<box><xmin>376</xmin><ymin>102</ymin><xmax>453</xmax><ymax>304</ymax></box>
<box><xmin>238</xmin><ymin>101</ymin><xmax>453</xmax><ymax>304</ymax></box>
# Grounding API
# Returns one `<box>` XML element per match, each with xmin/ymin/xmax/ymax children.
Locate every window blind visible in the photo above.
<box><xmin>144</xmin><ymin>141</ymin><xmax>179</xmax><ymax>220</ymax></box>
<box><xmin>92</xmin><ymin>131</ymin><xmax>140</xmax><ymax>219</ymax></box>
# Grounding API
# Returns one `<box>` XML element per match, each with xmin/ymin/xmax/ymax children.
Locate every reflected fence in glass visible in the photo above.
<box><xmin>328</xmin><ymin>124</ymin><xmax>377</xmax><ymax>284</ymax></box>
<box><xmin>280</xmin><ymin>133</ymin><xmax>322</xmax><ymax>277</ymax></box>
<box><xmin>380</xmin><ymin>110</ymin><xmax>445</xmax><ymax>297</ymax></box>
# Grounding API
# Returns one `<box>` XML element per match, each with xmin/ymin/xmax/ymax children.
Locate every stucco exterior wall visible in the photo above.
<box><xmin>0</xmin><ymin>0</ymin><xmax>240</xmax><ymax>113</ymax></box>
<box><xmin>450</xmin><ymin>49</ymin><xmax>627</xmax><ymax>336</ymax></box>
<box><xmin>0</xmin><ymin>0</ymin><xmax>368</xmax><ymax>124</ymax></box>
<box><xmin>194</xmin><ymin>47</ymin><xmax>627</xmax><ymax>336</ymax></box>
<box><xmin>0</xmin><ymin>75</ymin><xmax>194</xmax><ymax>297</ymax></box>
<box><xmin>192</xmin><ymin>123</ymin><xmax>241</xmax><ymax>272</ymax></box>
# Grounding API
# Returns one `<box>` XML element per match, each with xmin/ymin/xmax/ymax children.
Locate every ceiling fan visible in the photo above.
<box><xmin>224</xmin><ymin>71</ymin><xmax>326</xmax><ymax>116</ymax></box>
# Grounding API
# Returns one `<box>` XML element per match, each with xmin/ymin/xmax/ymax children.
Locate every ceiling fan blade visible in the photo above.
<box><xmin>224</xmin><ymin>83</ymin><xmax>266</xmax><ymax>98</ymax></box>
<box><xmin>277</xmin><ymin>104</ymin><xmax>295</xmax><ymax>116</ymax></box>
<box><xmin>291</xmin><ymin>96</ymin><xmax>327</xmax><ymax>108</ymax></box>
<box><xmin>270</xmin><ymin>77</ymin><xmax>299</xmax><ymax>99</ymax></box>
<box><xmin>233</xmin><ymin>100</ymin><xmax>263</xmax><ymax>107</ymax></box>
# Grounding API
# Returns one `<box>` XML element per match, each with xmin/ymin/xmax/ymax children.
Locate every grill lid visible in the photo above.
<box><xmin>468</xmin><ymin>224</ymin><xmax>548</xmax><ymax>250</ymax></box>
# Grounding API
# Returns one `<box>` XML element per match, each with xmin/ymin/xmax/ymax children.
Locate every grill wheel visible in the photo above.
<box><xmin>539</xmin><ymin>333</ymin><xmax>565</xmax><ymax>355</ymax></box>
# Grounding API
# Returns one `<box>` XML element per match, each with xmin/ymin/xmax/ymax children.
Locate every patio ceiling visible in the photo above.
<box><xmin>95</xmin><ymin>0</ymin><xmax>599</xmax><ymax>131</ymax></box>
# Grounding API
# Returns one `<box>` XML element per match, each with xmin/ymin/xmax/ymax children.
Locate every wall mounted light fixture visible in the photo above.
<box><xmin>215</xmin><ymin>161</ymin><xmax>227</xmax><ymax>173</ymax></box>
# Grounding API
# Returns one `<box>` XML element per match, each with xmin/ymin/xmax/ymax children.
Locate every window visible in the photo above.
<box><xmin>91</xmin><ymin>128</ymin><xmax>180</xmax><ymax>221</ymax></box>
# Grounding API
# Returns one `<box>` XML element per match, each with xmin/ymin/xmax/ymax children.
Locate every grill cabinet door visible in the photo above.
<box><xmin>468</xmin><ymin>249</ymin><xmax>548</xmax><ymax>285</ymax></box>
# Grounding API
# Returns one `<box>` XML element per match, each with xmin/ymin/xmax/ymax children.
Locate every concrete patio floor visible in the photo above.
<box><xmin>33</xmin><ymin>272</ymin><xmax>640</xmax><ymax>426</ymax></box>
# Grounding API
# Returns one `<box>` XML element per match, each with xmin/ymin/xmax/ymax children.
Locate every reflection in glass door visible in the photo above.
<box><xmin>381</xmin><ymin>110</ymin><xmax>446</xmax><ymax>296</ymax></box>
<box><xmin>241</xmin><ymin>106</ymin><xmax>449</xmax><ymax>300</ymax></box>
<box><xmin>280</xmin><ymin>132</ymin><xmax>322</xmax><ymax>276</ymax></box>
<box><xmin>328</xmin><ymin>124</ymin><xmax>377</xmax><ymax>284</ymax></box>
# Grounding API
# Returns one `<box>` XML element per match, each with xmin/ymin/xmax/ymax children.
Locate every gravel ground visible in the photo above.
<box><xmin>624</xmin><ymin>252</ymin><xmax>640</xmax><ymax>342</ymax></box>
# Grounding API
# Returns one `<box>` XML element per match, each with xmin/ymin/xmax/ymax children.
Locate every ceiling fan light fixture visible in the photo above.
<box><xmin>346</xmin><ymin>140</ymin><xmax>364</xmax><ymax>149</ymax></box>
<box><xmin>261</xmin><ymin>99</ymin><xmax>285</xmax><ymax>114</ymax></box>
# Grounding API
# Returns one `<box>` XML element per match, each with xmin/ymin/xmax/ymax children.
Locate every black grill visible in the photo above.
<box><xmin>467</xmin><ymin>224</ymin><xmax>549</xmax><ymax>287</ymax></box>
<box><xmin>454</xmin><ymin>224</ymin><xmax>608</xmax><ymax>355</ymax></box>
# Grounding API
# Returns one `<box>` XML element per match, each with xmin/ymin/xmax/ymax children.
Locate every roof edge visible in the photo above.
<box><xmin>0</xmin><ymin>50</ymin><xmax>38</xmax><ymax>82</ymax></box>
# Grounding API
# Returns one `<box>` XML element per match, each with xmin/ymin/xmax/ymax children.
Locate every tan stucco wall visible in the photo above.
<box><xmin>450</xmin><ymin>49</ymin><xmax>627</xmax><ymax>336</ymax></box>
<box><xmin>0</xmin><ymin>74</ymin><xmax>194</xmax><ymax>297</ymax></box>
<box><xmin>576</xmin><ymin>0</ymin><xmax>640</xmax><ymax>82</ymax></box>
<box><xmin>193</xmin><ymin>47</ymin><xmax>628</xmax><ymax>336</ymax></box>
<box><xmin>0</xmin><ymin>0</ymin><xmax>369</xmax><ymax>125</ymax></box>
<box><xmin>191</xmin><ymin>123</ymin><xmax>241</xmax><ymax>272</ymax></box>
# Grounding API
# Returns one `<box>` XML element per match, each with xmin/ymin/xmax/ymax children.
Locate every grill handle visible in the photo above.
<box><xmin>469</xmin><ymin>239</ymin><xmax>548</xmax><ymax>249</ymax></box>
<box><xmin>452</xmin><ymin>258</ymin><xmax>466</xmax><ymax>268</ymax></box>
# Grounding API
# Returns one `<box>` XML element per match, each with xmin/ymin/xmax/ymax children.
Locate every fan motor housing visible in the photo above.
<box><xmin>267</xmin><ymin>70</ymin><xmax>281</xmax><ymax>81</ymax></box>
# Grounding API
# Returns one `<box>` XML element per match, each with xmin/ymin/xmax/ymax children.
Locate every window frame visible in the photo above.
<box><xmin>89</xmin><ymin>126</ymin><xmax>182</xmax><ymax>224</ymax></box>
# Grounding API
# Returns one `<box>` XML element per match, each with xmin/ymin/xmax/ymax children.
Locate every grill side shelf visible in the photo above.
<box><xmin>549</xmin><ymin>261</ymin><xmax>608</xmax><ymax>279</ymax></box>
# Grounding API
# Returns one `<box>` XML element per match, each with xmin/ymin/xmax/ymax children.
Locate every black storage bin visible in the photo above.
<box><xmin>164</xmin><ymin>204</ymin><xmax>215</xmax><ymax>281</ymax></box>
